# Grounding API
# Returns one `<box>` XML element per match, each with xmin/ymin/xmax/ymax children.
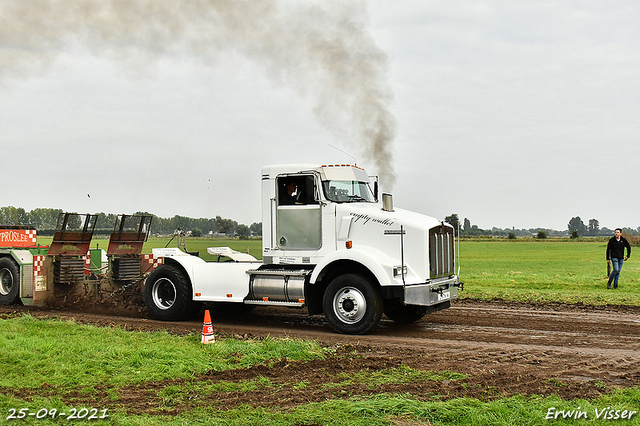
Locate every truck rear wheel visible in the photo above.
<box><xmin>144</xmin><ymin>265</ymin><xmax>195</xmax><ymax>321</ymax></box>
<box><xmin>0</xmin><ymin>258</ymin><xmax>20</xmax><ymax>305</ymax></box>
<box><xmin>323</xmin><ymin>274</ymin><xmax>382</xmax><ymax>334</ymax></box>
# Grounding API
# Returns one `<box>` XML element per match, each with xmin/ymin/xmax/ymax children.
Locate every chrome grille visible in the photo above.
<box><xmin>429</xmin><ymin>225</ymin><xmax>455</xmax><ymax>279</ymax></box>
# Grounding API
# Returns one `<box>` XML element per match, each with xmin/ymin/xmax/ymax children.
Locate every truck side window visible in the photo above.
<box><xmin>278</xmin><ymin>175</ymin><xmax>317</xmax><ymax>205</ymax></box>
<box><xmin>279</xmin><ymin>179</ymin><xmax>297</xmax><ymax>205</ymax></box>
<box><xmin>296</xmin><ymin>175</ymin><xmax>318</xmax><ymax>204</ymax></box>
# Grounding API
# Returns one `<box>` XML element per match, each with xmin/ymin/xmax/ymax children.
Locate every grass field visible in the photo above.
<box><xmin>5</xmin><ymin>238</ymin><xmax>640</xmax><ymax>424</ymax></box>
<box><xmin>2</xmin><ymin>315</ymin><xmax>639</xmax><ymax>425</ymax></box>
<box><xmin>459</xmin><ymin>240</ymin><xmax>640</xmax><ymax>305</ymax></box>
<box><xmin>0</xmin><ymin>315</ymin><xmax>328</xmax><ymax>425</ymax></box>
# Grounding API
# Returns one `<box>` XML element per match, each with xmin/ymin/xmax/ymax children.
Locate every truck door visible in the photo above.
<box><xmin>276</xmin><ymin>174</ymin><xmax>322</xmax><ymax>250</ymax></box>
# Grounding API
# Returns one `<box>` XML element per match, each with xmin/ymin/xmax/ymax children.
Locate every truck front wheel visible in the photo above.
<box><xmin>323</xmin><ymin>274</ymin><xmax>382</xmax><ymax>334</ymax></box>
<box><xmin>0</xmin><ymin>258</ymin><xmax>20</xmax><ymax>305</ymax></box>
<box><xmin>144</xmin><ymin>265</ymin><xmax>195</xmax><ymax>321</ymax></box>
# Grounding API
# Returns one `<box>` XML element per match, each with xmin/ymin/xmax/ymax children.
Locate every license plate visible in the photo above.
<box><xmin>437</xmin><ymin>291</ymin><xmax>450</xmax><ymax>301</ymax></box>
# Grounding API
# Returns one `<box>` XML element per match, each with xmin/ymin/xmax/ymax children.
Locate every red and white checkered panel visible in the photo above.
<box><xmin>141</xmin><ymin>254</ymin><xmax>163</xmax><ymax>273</ymax></box>
<box><xmin>33</xmin><ymin>255</ymin><xmax>45</xmax><ymax>277</ymax></box>
<box><xmin>84</xmin><ymin>253</ymin><xmax>91</xmax><ymax>275</ymax></box>
<box><xmin>26</xmin><ymin>229</ymin><xmax>37</xmax><ymax>245</ymax></box>
<box><xmin>32</xmin><ymin>255</ymin><xmax>48</xmax><ymax>293</ymax></box>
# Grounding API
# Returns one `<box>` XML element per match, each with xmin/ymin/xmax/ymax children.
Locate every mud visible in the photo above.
<box><xmin>2</xmin><ymin>299</ymin><xmax>640</xmax><ymax>415</ymax></box>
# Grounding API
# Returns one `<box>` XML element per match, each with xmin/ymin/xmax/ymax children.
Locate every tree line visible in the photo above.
<box><xmin>0</xmin><ymin>206</ymin><xmax>261</xmax><ymax>238</ymax></box>
<box><xmin>4</xmin><ymin>205</ymin><xmax>635</xmax><ymax>240</ymax></box>
<box><xmin>444</xmin><ymin>214</ymin><xmax>640</xmax><ymax>238</ymax></box>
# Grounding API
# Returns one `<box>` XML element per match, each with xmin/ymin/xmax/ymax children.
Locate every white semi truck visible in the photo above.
<box><xmin>146</xmin><ymin>164</ymin><xmax>461</xmax><ymax>334</ymax></box>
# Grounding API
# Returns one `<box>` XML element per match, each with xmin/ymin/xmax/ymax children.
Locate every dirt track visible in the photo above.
<box><xmin>3</xmin><ymin>300</ymin><xmax>640</xmax><ymax>413</ymax></box>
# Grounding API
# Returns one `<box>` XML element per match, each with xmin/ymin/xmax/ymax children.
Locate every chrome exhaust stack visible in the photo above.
<box><xmin>382</xmin><ymin>193</ymin><xmax>394</xmax><ymax>212</ymax></box>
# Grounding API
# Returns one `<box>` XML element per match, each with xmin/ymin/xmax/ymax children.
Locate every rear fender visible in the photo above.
<box><xmin>151</xmin><ymin>248</ymin><xmax>205</xmax><ymax>287</ymax></box>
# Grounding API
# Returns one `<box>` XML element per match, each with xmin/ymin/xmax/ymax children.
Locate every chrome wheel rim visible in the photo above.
<box><xmin>332</xmin><ymin>286</ymin><xmax>366</xmax><ymax>324</ymax></box>
<box><xmin>0</xmin><ymin>268</ymin><xmax>13</xmax><ymax>296</ymax></box>
<box><xmin>152</xmin><ymin>278</ymin><xmax>177</xmax><ymax>310</ymax></box>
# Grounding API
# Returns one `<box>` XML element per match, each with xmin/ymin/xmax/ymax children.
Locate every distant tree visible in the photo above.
<box><xmin>571</xmin><ymin>230</ymin><xmax>579</xmax><ymax>239</ymax></box>
<box><xmin>214</xmin><ymin>216</ymin><xmax>238</xmax><ymax>235</ymax></box>
<box><xmin>17</xmin><ymin>207</ymin><xmax>28</xmax><ymax>225</ymax></box>
<box><xmin>444</xmin><ymin>214</ymin><xmax>459</xmax><ymax>235</ymax></box>
<box><xmin>0</xmin><ymin>206</ymin><xmax>19</xmax><ymax>225</ymax></box>
<box><xmin>23</xmin><ymin>208</ymin><xmax>59</xmax><ymax>229</ymax></box>
<box><xmin>463</xmin><ymin>224</ymin><xmax>491</xmax><ymax>236</ymax></box>
<box><xmin>508</xmin><ymin>232</ymin><xmax>516</xmax><ymax>239</ymax></box>
<box><xmin>237</xmin><ymin>224</ymin><xmax>251</xmax><ymax>240</ymax></box>
<box><xmin>250</xmin><ymin>222</ymin><xmax>262</xmax><ymax>236</ymax></box>
<box><xmin>587</xmin><ymin>219</ymin><xmax>599</xmax><ymax>235</ymax></box>
<box><xmin>463</xmin><ymin>218</ymin><xmax>471</xmax><ymax>233</ymax></box>
<box><xmin>95</xmin><ymin>212</ymin><xmax>118</xmax><ymax>230</ymax></box>
<box><xmin>191</xmin><ymin>227</ymin><xmax>203</xmax><ymax>237</ymax></box>
<box><xmin>537</xmin><ymin>231</ymin><xmax>547</xmax><ymax>239</ymax></box>
<box><xmin>171</xmin><ymin>215</ymin><xmax>193</xmax><ymax>232</ymax></box>
<box><xmin>492</xmin><ymin>227</ymin><xmax>507</xmax><ymax>236</ymax></box>
<box><xmin>66</xmin><ymin>213</ymin><xmax>82</xmax><ymax>230</ymax></box>
<box><xmin>568</xmin><ymin>217</ymin><xmax>586</xmax><ymax>236</ymax></box>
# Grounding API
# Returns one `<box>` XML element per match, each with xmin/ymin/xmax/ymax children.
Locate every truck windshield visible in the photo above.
<box><xmin>322</xmin><ymin>180</ymin><xmax>375</xmax><ymax>203</ymax></box>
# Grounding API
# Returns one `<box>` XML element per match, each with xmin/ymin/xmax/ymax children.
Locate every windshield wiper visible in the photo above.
<box><xmin>347</xmin><ymin>195</ymin><xmax>368</xmax><ymax>202</ymax></box>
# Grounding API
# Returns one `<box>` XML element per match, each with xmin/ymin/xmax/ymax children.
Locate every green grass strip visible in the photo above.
<box><xmin>0</xmin><ymin>315</ymin><xmax>326</xmax><ymax>391</ymax></box>
<box><xmin>5</xmin><ymin>390</ymin><xmax>637</xmax><ymax>425</ymax></box>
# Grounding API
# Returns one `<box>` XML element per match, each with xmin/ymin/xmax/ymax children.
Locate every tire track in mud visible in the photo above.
<box><xmin>2</xmin><ymin>300</ymin><xmax>640</xmax><ymax>413</ymax></box>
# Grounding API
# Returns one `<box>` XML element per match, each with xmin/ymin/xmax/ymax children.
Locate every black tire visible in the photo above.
<box><xmin>0</xmin><ymin>257</ymin><xmax>20</xmax><ymax>305</ymax></box>
<box><xmin>144</xmin><ymin>264</ymin><xmax>196</xmax><ymax>320</ymax></box>
<box><xmin>323</xmin><ymin>273</ymin><xmax>383</xmax><ymax>335</ymax></box>
<box><xmin>384</xmin><ymin>304</ymin><xmax>426</xmax><ymax>324</ymax></box>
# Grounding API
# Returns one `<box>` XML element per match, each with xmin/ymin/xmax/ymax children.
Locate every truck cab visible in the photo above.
<box><xmin>145</xmin><ymin>164</ymin><xmax>460</xmax><ymax>334</ymax></box>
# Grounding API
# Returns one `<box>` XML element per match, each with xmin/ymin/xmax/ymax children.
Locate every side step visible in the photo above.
<box><xmin>244</xmin><ymin>300</ymin><xmax>304</xmax><ymax>307</ymax></box>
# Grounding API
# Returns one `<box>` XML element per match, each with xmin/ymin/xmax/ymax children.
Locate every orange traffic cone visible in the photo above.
<box><xmin>201</xmin><ymin>309</ymin><xmax>215</xmax><ymax>344</ymax></box>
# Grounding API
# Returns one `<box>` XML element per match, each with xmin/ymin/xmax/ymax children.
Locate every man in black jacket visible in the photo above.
<box><xmin>606</xmin><ymin>228</ymin><xmax>631</xmax><ymax>289</ymax></box>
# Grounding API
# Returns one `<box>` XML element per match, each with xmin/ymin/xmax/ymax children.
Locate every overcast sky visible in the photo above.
<box><xmin>1</xmin><ymin>0</ymin><xmax>638</xmax><ymax>231</ymax></box>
